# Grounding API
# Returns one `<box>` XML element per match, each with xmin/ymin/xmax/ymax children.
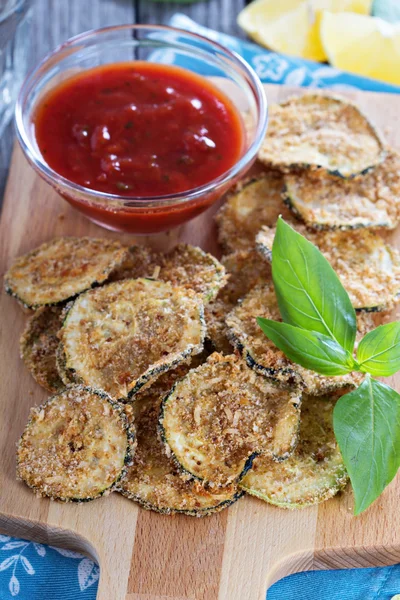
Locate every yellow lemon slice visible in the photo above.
<box><xmin>321</xmin><ymin>12</ymin><xmax>400</xmax><ymax>85</ymax></box>
<box><xmin>237</xmin><ymin>0</ymin><xmax>372</xmax><ymax>61</ymax></box>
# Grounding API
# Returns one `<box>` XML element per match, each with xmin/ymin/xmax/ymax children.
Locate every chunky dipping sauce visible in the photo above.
<box><xmin>33</xmin><ymin>62</ymin><xmax>245</xmax><ymax>199</ymax></box>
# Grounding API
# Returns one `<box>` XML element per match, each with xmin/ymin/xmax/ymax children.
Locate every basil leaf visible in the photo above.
<box><xmin>334</xmin><ymin>377</ymin><xmax>400</xmax><ymax>515</ymax></box>
<box><xmin>272</xmin><ymin>218</ymin><xmax>357</xmax><ymax>353</ymax></box>
<box><xmin>357</xmin><ymin>322</ymin><xmax>400</xmax><ymax>376</ymax></box>
<box><xmin>257</xmin><ymin>318</ymin><xmax>355</xmax><ymax>375</ymax></box>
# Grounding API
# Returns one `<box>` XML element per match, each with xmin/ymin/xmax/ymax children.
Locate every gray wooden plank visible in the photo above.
<box><xmin>137</xmin><ymin>0</ymin><xmax>247</xmax><ymax>37</ymax></box>
<box><xmin>31</xmin><ymin>0</ymin><xmax>136</xmax><ymax>65</ymax></box>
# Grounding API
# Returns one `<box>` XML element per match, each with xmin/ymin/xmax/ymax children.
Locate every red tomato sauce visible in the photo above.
<box><xmin>33</xmin><ymin>62</ymin><xmax>245</xmax><ymax>198</ymax></box>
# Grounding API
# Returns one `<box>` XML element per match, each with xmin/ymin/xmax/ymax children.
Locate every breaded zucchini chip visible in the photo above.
<box><xmin>59</xmin><ymin>278</ymin><xmax>205</xmax><ymax>400</ymax></box>
<box><xmin>16</xmin><ymin>386</ymin><xmax>133</xmax><ymax>502</ymax></box>
<box><xmin>216</xmin><ymin>174</ymin><xmax>292</xmax><ymax>253</ymax></box>
<box><xmin>159</xmin><ymin>244</ymin><xmax>227</xmax><ymax>303</ymax></box>
<box><xmin>256</xmin><ymin>225</ymin><xmax>400</xmax><ymax>311</ymax></box>
<box><xmin>119</xmin><ymin>367</ymin><xmax>242</xmax><ymax>515</ymax></box>
<box><xmin>226</xmin><ymin>283</ymin><xmax>368</xmax><ymax>394</ymax></box>
<box><xmin>20</xmin><ymin>306</ymin><xmax>65</xmax><ymax>393</ymax></box>
<box><xmin>205</xmin><ymin>300</ymin><xmax>235</xmax><ymax>355</ymax></box>
<box><xmin>258</xmin><ymin>94</ymin><xmax>384</xmax><ymax>178</ymax></box>
<box><xmin>108</xmin><ymin>245</ymin><xmax>159</xmax><ymax>282</ymax></box>
<box><xmin>55</xmin><ymin>343</ymin><xmax>75</xmax><ymax>386</ymax></box>
<box><xmin>4</xmin><ymin>237</ymin><xmax>128</xmax><ymax>309</ymax></box>
<box><xmin>160</xmin><ymin>353</ymin><xmax>302</xmax><ymax>487</ymax></box>
<box><xmin>284</xmin><ymin>150</ymin><xmax>400</xmax><ymax>230</ymax></box>
<box><xmin>205</xmin><ymin>249</ymin><xmax>271</xmax><ymax>353</ymax></box>
<box><xmin>240</xmin><ymin>392</ymin><xmax>348</xmax><ymax>508</ymax></box>
<box><xmin>220</xmin><ymin>250</ymin><xmax>271</xmax><ymax>305</ymax></box>
<box><xmin>110</xmin><ymin>244</ymin><xmax>226</xmax><ymax>304</ymax></box>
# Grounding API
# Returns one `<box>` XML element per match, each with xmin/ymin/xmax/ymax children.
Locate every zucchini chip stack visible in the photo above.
<box><xmin>205</xmin><ymin>248</ymin><xmax>271</xmax><ymax>354</ymax></box>
<box><xmin>226</xmin><ymin>283</ymin><xmax>370</xmax><ymax>394</ymax></box>
<box><xmin>160</xmin><ymin>353</ymin><xmax>302</xmax><ymax>487</ymax></box>
<box><xmin>59</xmin><ymin>278</ymin><xmax>206</xmax><ymax>400</ymax></box>
<box><xmin>283</xmin><ymin>149</ymin><xmax>400</xmax><ymax>231</ymax></box>
<box><xmin>17</xmin><ymin>386</ymin><xmax>134</xmax><ymax>502</ymax></box>
<box><xmin>240</xmin><ymin>392</ymin><xmax>349</xmax><ymax>509</ymax></box>
<box><xmin>119</xmin><ymin>365</ymin><xmax>243</xmax><ymax>516</ymax></box>
<box><xmin>5</xmin><ymin>237</ymin><xmax>128</xmax><ymax>309</ymax></box>
<box><xmin>256</xmin><ymin>225</ymin><xmax>400</xmax><ymax>311</ymax></box>
<box><xmin>20</xmin><ymin>306</ymin><xmax>65</xmax><ymax>393</ymax></box>
<box><xmin>258</xmin><ymin>94</ymin><xmax>385</xmax><ymax>178</ymax></box>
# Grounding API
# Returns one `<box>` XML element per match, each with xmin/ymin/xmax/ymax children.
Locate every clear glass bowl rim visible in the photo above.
<box><xmin>15</xmin><ymin>23</ymin><xmax>268</xmax><ymax>208</ymax></box>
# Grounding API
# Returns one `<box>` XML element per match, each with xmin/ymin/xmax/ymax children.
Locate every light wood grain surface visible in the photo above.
<box><xmin>0</xmin><ymin>0</ymin><xmax>248</xmax><ymax>201</ymax></box>
<box><xmin>1</xmin><ymin>84</ymin><xmax>400</xmax><ymax>600</ymax></box>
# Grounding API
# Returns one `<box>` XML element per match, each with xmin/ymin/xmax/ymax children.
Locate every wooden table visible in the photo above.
<box><xmin>0</xmin><ymin>0</ymin><xmax>248</xmax><ymax>202</ymax></box>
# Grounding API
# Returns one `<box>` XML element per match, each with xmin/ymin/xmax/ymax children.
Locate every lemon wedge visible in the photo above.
<box><xmin>237</xmin><ymin>0</ymin><xmax>372</xmax><ymax>61</ymax></box>
<box><xmin>321</xmin><ymin>12</ymin><xmax>400</xmax><ymax>84</ymax></box>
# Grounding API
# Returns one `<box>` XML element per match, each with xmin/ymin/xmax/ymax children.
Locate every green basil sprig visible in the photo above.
<box><xmin>257</xmin><ymin>319</ymin><xmax>356</xmax><ymax>375</ymax></box>
<box><xmin>259</xmin><ymin>217</ymin><xmax>400</xmax><ymax>514</ymax></box>
<box><xmin>334</xmin><ymin>378</ymin><xmax>400</xmax><ymax>515</ymax></box>
<box><xmin>272</xmin><ymin>218</ymin><xmax>357</xmax><ymax>353</ymax></box>
<box><xmin>357</xmin><ymin>322</ymin><xmax>400</xmax><ymax>376</ymax></box>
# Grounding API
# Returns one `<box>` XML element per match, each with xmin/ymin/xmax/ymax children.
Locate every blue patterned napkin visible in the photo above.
<box><xmin>0</xmin><ymin>534</ymin><xmax>98</xmax><ymax>598</ymax></box>
<box><xmin>268</xmin><ymin>564</ymin><xmax>400</xmax><ymax>599</ymax></box>
<box><xmin>1</xmin><ymin>531</ymin><xmax>400</xmax><ymax>599</ymax></box>
<box><xmin>2</xmin><ymin>13</ymin><xmax>400</xmax><ymax>600</ymax></box>
<box><xmin>166</xmin><ymin>13</ymin><xmax>400</xmax><ymax>94</ymax></box>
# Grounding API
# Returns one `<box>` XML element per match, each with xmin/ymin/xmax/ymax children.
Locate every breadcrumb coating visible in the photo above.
<box><xmin>284</xmin><ymin>149</ymin><xmax>400</xmax><ymax>230</ymax></box>
<box><xmin>240</xmin><ymin>392</ymin><xmax>348</xmax><ymax>508</ymax></box>
<box><xmin>259</xmin><ymin>94</ymin><xmax>384</xmax><ymax>178</ymax></box>
<box><xmin>5</xmin><ymin>237</ymin><xmax>128</xmax><ymax>308</ymax></box>
<box><xmin>160</xmin><ymin>353</ymin><xmax>301</xmax><ymax>487</ymax></box>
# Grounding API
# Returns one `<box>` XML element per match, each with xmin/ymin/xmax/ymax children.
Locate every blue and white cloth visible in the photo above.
<box><xmin>268</xmin><ymin>564</ymin><xmax>400</xmax><ymax>599</ymax></box>
<box><xmin>2</xmin><ymin>13</ymin><xmax>400</xmax><ymax>600</ymax></box>
<box><xmin>0</xmin><ymin>535</ymin><xmax>98</xmax><ymax>598</ymax></box>
<box><xmin>1</xmin><ymin>530</ymin><xmax>400</xmax><ymax>599</ymax></box>
<box><xmin>167</xmin><ymin>13</ymin><xmax>400</xmax><ymax>94</ymax></box>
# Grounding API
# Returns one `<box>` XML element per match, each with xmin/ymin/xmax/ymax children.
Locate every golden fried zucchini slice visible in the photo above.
<box><xmin>205</xmin><ymin>249</ymin><xmax>271</xmax><ymax>353</ymax></box>
<box><xmin>284</xmin><ymin>150</ymin><xmax>400</xmax><ymax>231</ymax></box>
<box><xmin>20</xmin><ymin>306</ymin><xmax>65</xmax><ymax>393</ymax></box>
<box><xmin>4</xmin><ymin>237</ymin><xmax>128</xmax><ymax>309</ymax></box>
<box><xmin>258</xmin><ymin>94</ymin><xmax>385</xmax><ymax>178</ymax></box>
<box><xmin>226</xmin><ymin>283</ymin><xmax>368</xmax><ymax>394</ymax></box>
<box><xmin>110</xmin><ymin>244</ymin><xmax>226</xmax><ymax>304</ymax></box>
<box><xmin>158</xmin><ymin>244</ymin><xmax>227</xmax><ymax>304</ymax></box>
<box><xmin>240</xmin><ymin>392</ymin><xmax>348</xmax><ymax>508</ymax></box>
<box><xmin>205</xmin><ymin>299</ymin><xmax>235</xmax><ymax>355</ymax></box>
<box><xmin>119</xmin><ymin>366</ymin><xmax>242</xmax><ymax>515</ymax></box>
<box><xmin>16</xmin><ymin>386</ymin><xmax>133</xmax><ymax>502</ymax></box>
<box><xmin>108</xmin><ymin>245</ymin><xmax>159</xmax><ymax>282</ymax></box>
<box><xmin>216</xmin><ymin>174</ymin><xmax>293</xmax><ymax>253</ymax></box>
<box><xmin>220</xmin><ymin>249</ymin><xmax>271</xmax><ymax>304</ymax></box>
<box><xmin>60</xmin><ymin>278</ymin><xmax>205</xmax><ymax>401</ymax></box>
<box><xmin>256</xmin><ymin>225</ymin><xmax>400</xmax><ymax>311</ymax></box>
<box><xmin>160</xmin><ymin>353</ymin><xmax>302</xmax><ymax>487</ymax></box>
<box><xmin>55</xmin><ymin>343</ymin><xmax>75</xmax><ymax>386</ymax></box>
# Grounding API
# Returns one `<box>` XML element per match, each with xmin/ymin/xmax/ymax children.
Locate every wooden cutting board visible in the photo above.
<box><xmin>1</xmin><ymin>84</ymin><xmax>400</xmax><ymax>600</ymax></box>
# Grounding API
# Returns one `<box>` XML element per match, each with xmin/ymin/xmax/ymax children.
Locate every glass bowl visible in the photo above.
<box><xmin>15</xmin><ymin>24</ymin><xmax>268</xmax><ymax>234</ymax></box>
